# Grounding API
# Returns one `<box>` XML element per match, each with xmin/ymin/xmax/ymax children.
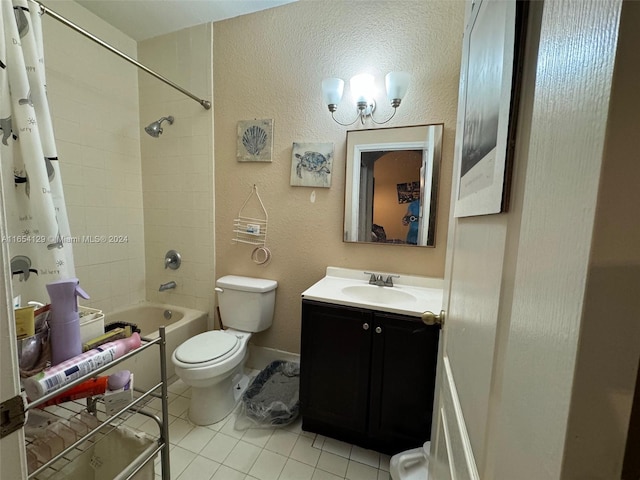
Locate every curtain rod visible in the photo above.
<box><xmin>30</xmin><ymin>0</ymin><xmax>212</xmax><ymax>110</ymax></box>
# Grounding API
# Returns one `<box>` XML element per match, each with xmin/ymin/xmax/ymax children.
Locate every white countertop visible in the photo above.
<box><xmin>301</xmin><ymin>266</ymin><xmax>444</xmax><ymax>317</ymax></box>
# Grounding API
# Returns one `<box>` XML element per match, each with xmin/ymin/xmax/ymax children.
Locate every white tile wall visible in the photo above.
<box><xmin>138</xmin><ymin>24</ymin><xmax>214</xmax><ymax>320</ymax></box>
<box><xmin>44</xmin><ymin>2</ymin><xmax>146</xmax><ymax>313</ymax></box>
<box><xmin>44</xmin><ymin>3</ymin><xmax>213</xmax><ymax>319</ymax></box>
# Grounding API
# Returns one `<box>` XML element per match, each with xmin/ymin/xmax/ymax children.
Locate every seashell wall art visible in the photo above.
<box><xmin>237</xmin><ymin>119</ymin><xmax>273</xmax><ymax>162</ymax></box>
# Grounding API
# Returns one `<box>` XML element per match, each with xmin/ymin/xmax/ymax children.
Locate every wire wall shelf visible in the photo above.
<box><xmin>233</xmin><ymin>185</ymin><xmax>268</xmax><ymax>247</ymax></box>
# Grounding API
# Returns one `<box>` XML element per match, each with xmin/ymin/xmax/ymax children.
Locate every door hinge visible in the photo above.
<box><xmin>1</xmin><ymin>395</ymin><xmax>26</xmax><ymax>438</ymax></box>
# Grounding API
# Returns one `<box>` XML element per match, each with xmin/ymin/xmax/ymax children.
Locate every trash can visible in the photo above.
<box><xmin>237</xmin><ymin>360</ymin><xmax>300</xmax><ymax>429</ymax></box>
<box><xmin>47</xmin><ymin>426</ymin><xmax>155</xmax><ymax>480</ymax></box>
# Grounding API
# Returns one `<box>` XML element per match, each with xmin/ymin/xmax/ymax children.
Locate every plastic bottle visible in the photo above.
<box><xmin>36</xmin><ymin>376</ymin><xmax>109</xmax><ymax>408</ymax></box>
<box><xmin>46</xmin><ymin>278</ymin><xmax>90</xmax><ymax>365</ymax></box>
<box><xmin>24</xmin><ymin>333</ymin><xmax>141</xmax><ymax>401</ymax></box>
<box><xmin>35</xmin><ymin>370</ymin><xmax>132</xmax><ymax>408</ymax></box>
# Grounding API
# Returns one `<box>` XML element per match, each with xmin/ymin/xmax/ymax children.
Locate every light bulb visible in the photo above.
<box><xmin>350</xmin><ymin>73</ymin><xmax>375</xmax><ymax>104</ymax></box>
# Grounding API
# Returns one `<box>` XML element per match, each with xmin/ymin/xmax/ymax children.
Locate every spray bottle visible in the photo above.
<box><xmin>46</xmin><ymin>278</ymin><xmax>90</xmax><ymax>365</ymax></box>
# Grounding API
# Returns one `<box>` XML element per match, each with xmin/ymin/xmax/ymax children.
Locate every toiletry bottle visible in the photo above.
<box><xmin>37</xmin><ymin>375</ymin><xmax>109</xmax><ymax>408</ymax></box>
<box><xmin>35</xmin><ymin>370</ymin><xmax>131</xmax><ymax>408</ymax></box>
<box><xmin>14</xmin><ymin>305</ymin><xmax>35</xmax><ymax>339</ymax></box>
<box><xmin>24</xmin><ymin>333</ymin><xmax>141</xmax><ymax>400</ymax></box>
<box><xmin>46</xmin><ymin>278</ymin><xmax>90</xmax><ymax>365</ymax></box>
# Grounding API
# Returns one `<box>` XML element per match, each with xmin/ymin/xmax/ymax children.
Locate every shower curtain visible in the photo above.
<box><xmin>0</xmin><ymin>0</ymin><xmax>75</xmax><ymax>304</ymax></box>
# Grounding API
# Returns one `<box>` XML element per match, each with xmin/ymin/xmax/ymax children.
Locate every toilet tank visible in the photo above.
<box><xmin>216</xmin><ymin>275</ymin><xmax>278</xmax><ymax>332</ymax></box>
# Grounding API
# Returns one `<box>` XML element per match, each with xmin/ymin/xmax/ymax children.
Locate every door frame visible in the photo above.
<box><xmin>0</xmin><ymin>162</ymin><xmax>29</xmax><ymax>478</ymax></box>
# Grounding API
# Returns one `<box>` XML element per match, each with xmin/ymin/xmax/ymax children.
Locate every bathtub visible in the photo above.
<box><xmin>104</xmin><ymin>303</ymin><xmax>208</xmax><ymax>392</ymax></box>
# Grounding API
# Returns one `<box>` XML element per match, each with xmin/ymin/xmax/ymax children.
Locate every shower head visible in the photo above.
<box><xmin>144</xmin><ymin>116</ymin><xmax>174</xmax><ymax>137</ymax></box>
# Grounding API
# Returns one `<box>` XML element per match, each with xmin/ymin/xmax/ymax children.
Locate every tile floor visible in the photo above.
<box><xmin>123</xmin><ymin>377</ymin><xmax>392</xmax><ymax>480</ymax></box>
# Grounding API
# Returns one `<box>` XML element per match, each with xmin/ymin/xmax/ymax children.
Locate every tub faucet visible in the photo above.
<box><xmin>159</xmin><ymin>281</ymin><xmax>176</xmax><ymax>292</ymax></box>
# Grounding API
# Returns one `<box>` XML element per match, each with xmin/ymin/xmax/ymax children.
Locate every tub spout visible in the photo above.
<box><xmin>159</xmin><ymin>281</ymin><xmax>176</xmax><ymax>292</ymax></box>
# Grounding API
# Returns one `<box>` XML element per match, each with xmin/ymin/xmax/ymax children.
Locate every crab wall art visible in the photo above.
<box><xmin>290</xmin><ymin>142</ymin><xmax>333</xmax><ymax>188</ymax></box>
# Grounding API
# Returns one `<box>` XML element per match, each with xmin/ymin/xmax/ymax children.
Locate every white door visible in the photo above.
<box><xmin>0</xmin><ymin>162</ymin><xmax>29</xmax><ymax>478</ymax></box>
<box><xmin>428</xmin><ymin>0</ymin><xmax>527</xmax><ymax>474</ymax></box>
<box><xmin>429</xmin><ymin>1</ymin><xmax>633</xmax><ymax>479</ymax></box>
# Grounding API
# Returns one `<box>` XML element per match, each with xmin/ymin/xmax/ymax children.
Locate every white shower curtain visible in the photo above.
<box><xmin>0</xmin><ymin>0</ymin><xmax>75</xmax><ymax>304</ymax></box>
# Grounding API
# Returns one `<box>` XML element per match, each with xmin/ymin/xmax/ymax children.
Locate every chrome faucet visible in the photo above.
<box><xmin>364</xmin><ymin>272</ymin><xmax>400</xmax><ymax>287</ymax></box>
<box><xmin>159</xmin><ymin>281</ymin><xmax>176</xmax><ymax>292</ymax></box>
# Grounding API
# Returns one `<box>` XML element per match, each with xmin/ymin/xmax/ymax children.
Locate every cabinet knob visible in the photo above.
<box><xmin>363</xmin><ymin>323</ymin><xmax>370</xmax><ymax>330</ymax></box>
<box><xmin>375</xmin><ymin>326</ymin><xmax>382</xmax><ymax>334</ymax></box>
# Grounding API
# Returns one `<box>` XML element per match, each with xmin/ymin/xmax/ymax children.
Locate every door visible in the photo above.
<box><xmin>429</xmin><ymin>1</ymin><xmax>632</xmax><ymax>479</ymax></box>
<box><xmin>368</xmin><ymin>312</ymin><xmax>439</xmax><ymax>453</ymax></box>
<box><xmin>0</xmin><ymin>163</ymin><xmax>29</xmax><ymax>477</ymax></box>
<box><xmin>358</xmin><ymin>157</ymin><xmax>375</xmax><ymax>241</ymax></box>
<box><xmin>300</xmin><ymin>301</ymin><xmax>372</xmax><ymax>435</ymax></box>
<box><xmin>428</xmin><ymin>1</ymin><xmax>525</xmax><ymax>474</ymax></box>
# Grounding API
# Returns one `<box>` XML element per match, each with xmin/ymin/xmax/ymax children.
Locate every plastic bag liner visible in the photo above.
<box><xmin>235</xmin><ymin>360</ymin><xmax>300</xmax><ymax>430</ymax></box>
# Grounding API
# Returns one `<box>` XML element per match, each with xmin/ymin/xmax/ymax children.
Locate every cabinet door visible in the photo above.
<box><xmin>369</xmin><ymin>311</ymin><xmax>440</xmax><ymax>452</ymax></box>
<box><xmin>300</xmin><ymin>300</ymin><xmax>372</xmax><ymax>434</ymax></box>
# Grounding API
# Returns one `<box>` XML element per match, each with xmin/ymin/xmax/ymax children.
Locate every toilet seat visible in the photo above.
<box><xmin>174</xmin><ymin>331</ymin><xmax>241</xmax><ymax>367</ymax></box>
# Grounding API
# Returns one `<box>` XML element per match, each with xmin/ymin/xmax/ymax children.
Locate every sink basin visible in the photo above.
<box><xmin>341</xmin><ymin>285</ymin><xmax>417</xmax><ymax>305</ymax></box>
<box><xmin>301</xmin><ymin>267</ymin><xmax>444</xmax><ymax>316</ymax></box>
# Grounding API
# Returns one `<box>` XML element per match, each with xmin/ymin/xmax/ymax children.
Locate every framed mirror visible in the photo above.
<box><xmin>344</xmin><ymin>124</ymin><xmax>443</xmax><ymax>247</ymax></box>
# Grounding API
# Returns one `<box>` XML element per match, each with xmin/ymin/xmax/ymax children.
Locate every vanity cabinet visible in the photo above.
<box><xmin>300</xmin><ymin>299</ymin><xmax>440</xmax><ymax>455</ymax></box>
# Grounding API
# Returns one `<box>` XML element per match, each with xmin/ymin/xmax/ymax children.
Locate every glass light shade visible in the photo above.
<box><xmin>350</xmin><ymin>73</ymin><xmax>375</xmax><ymax>104</ymax></box>
<box><xmin>322</xmin><ymin>78</ymin><xmax>345</xmax><ymax>106</ymax></box>
<box><xmin>385</xmin><ymin>71</ymin><xmax>410</xmax><ymax>100</ymax></box>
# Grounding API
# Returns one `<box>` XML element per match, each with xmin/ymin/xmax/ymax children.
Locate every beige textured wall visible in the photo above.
<box><xmin>44</xmin><ymin>1</ymin><xmax>145</xmax><ymax>312</ymax></box>
<box><xmin>138</xmin><ymin>25</ymin><xmax>214</xmax><ymax>318</ymax></box>
<box><xmin>213</xmin><ymin>0</ymin><xmax>464</xmax><ymax>352</ymax></box>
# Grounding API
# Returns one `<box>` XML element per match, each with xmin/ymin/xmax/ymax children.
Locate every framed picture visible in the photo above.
<box><xmin>237</xmin><ymin>119</ymin><xmax>273</xmax><ymax>162</ymax></box>
<box><xmin>397</xmin><ymin>181</ymin><xmax>421</xmax><ymax>204</ymax></box>
<box><xmin>454</xmin><ymin>0</ymin><xmax>528</xmax><ymax>217</ymax></box>
<box><xmin>290</xmin><ymin>142</ymin><xmax>333</xmax><ymax>188</ymax></box>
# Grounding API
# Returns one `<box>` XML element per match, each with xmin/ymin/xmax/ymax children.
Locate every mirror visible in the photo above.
<box><xmin>344</xmin><ymin>124</ymin><xmax>443</xmax><ymax>247</ymax></box>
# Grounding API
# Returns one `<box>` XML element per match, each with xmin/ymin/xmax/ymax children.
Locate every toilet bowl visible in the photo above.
<box><xmin>171</xmin><ymin>275</ymin><xmax>277</xmax><ymax>426</ymax></box>
<box><xmin>390</xmin><ymin>441</ymin><xmax>430</xmax><ymax>480</ymax></box>
<box><xmin>172</xmin><ymin>329</ymin><xmax>251</xmax><ymax>425</ymax></box>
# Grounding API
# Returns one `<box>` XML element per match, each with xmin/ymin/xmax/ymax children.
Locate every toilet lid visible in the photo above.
<box><xmin>174</xmin><ymin>331</ymin><xmax>239</xmax><ymax>364</ymax></box>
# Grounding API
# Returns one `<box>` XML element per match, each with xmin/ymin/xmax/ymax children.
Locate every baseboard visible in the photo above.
<box><xmin>247</xmin><ymin>344</ymin><xmax>300</xmax><ymax>370</ymax></box>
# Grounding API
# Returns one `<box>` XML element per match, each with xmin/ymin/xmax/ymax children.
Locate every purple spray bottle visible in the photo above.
<box><xmin>46</xmin><ymin>278</ymin><xmax>90</xmax><ymax>365</ymax></box>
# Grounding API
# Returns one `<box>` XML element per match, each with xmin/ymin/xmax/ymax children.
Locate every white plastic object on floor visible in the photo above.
<box><xmin>390</xmin><ymin>441</ymin><xmax>430</xmax><ymax>480</ymax></box>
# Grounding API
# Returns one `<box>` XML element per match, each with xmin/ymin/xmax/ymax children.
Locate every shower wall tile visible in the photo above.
<box><xmin>60</xmin><ymin>163</ymin><xmax>83</xmax><ymax>186</ymax></box>
<box><xmin>139</xmin><ymin>23</ymin><xmax>214</xmax><ymax>324</ymax></box>
<box><xmin>43</xmin><ymin>1</ymin><xmax>146</xmax><ymax>313</ymax></box>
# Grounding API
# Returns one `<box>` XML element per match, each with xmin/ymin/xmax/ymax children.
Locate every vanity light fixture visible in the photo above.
<box><xmin>321</xmin><ymin>71</ymin><xmax>410</xmax><ymax>126</ymax></box>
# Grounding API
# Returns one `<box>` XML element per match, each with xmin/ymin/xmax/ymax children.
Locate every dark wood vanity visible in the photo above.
<box><xmin>300</xmin><ymin>299</ymin><xmax>440</xmax><ymax>455</ymax></box>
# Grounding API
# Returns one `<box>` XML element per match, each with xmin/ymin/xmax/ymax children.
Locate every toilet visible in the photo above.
<box><xmin>390</xmin><ymin>441</ymin><xmax>430</xmax><ymax>480</ymax></box>
<box><xmin>171</xmin><ymin>275</ymin><xmax>277</xmax><ymax>425</ymax></box>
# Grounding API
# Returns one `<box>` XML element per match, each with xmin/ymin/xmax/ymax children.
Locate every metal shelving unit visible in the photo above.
<box><xmin>23</xmin><ymin>327</ymin><xmax>171</xmax><ymax>480</ymax></box>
